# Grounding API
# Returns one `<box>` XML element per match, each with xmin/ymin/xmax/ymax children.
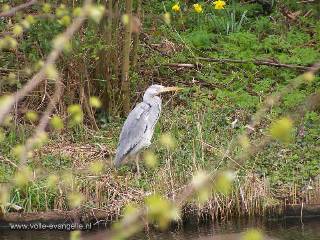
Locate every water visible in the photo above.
<box><xmin>0</xmin><ymin>217</ymin><xmax>319</xmax><ymax>240</ymax></box>
<box><xmin>131</xmin><ymin>217</ymin><xmax>320</xmax><ymax>240</ymax></box>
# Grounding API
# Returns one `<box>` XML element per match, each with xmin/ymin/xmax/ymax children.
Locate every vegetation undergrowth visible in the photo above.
<box><xmin>0</xmin><ymin>0</ymin><xmax>319</xmax><ymax>226</ymax></box>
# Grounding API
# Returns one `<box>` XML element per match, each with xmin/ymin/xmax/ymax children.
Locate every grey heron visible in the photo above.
<box><xmin>114</xmin><ymin>85</ymin><xmax>182</xmax><ymax>173</ymax></box>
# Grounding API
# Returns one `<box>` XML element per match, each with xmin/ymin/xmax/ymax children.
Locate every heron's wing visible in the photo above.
<box><xmin>148</xmin><ymin>99</ymin><xmax>161</xmax><ymax>130</ymax></box>
<box><xmin>114</xmin><ymin>102</ymin><xmax>151</xmax><ymax>166</ymax></box>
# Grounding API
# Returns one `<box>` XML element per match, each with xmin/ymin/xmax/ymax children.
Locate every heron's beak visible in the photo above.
<box><xmin>158</xmin><ymin>86</ymin><xmax>183</xmax><ymax>94</ymax></box>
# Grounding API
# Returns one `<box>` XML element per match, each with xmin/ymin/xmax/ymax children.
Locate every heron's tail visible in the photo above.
<box><xmin>114</xmin><ymin>151</ymin><xmax>123</xmax><ymax>168</ymax></box>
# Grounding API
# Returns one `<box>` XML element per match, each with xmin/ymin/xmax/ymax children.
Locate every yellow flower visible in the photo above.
<box><xmin>213</xmin><ymin>0</ymin><xmax>226</xmax><ymax>10</ymax></box>
<box><xmin>193</xmin><ymin>3</ymin><xmax>203</xmax><ymax>13</ymax></box>
<box><xmin>172</xmin><ymin>3</ymin><xmax>180</xmax><ymax>13</ymax></box>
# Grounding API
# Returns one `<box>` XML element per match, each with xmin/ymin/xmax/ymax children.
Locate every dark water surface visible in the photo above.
<box><xmin>0</xmin><ymin>217</ymin><xmax>319</xmax><ymax>240</ymax></box>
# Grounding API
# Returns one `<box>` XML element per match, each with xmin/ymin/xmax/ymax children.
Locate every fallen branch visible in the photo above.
<box><xmin>0</xmin><ymin>0</ymin><xmax>38</xmax><ymax>18</ymax></box>
<box><xmin>297</xmin><ymin>0</ymin><xmax>315</xmax><ymax>3</ymax></box>
<box><xmin>164</xmin><ymin>58</ymin><xmax>312</xmax><ymax>71</ymax></box>
<box><xmin>165</xmin><ymin>63</ymin><xmax>202</xmax><ymax>68</ymax></box>
<box><xmin>198</xmin><ymin>57</ymin><xmax>312</xmax><ymax>71</ymax></box>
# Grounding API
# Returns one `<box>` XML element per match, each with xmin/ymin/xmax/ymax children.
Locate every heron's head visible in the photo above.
<box><xmin>143</xmin><ymin>85</ymin><xmax>182</xmax><ymax>99</ymax></box>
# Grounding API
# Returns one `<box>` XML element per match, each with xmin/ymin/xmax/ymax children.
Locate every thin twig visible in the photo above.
<box><xmin>0</xmin><ymin>155</ymin><xmax>18</xmax><ymax>168</ymax></box>
<box><xmin>20</xmin><ymin>79</ymin><xmax>64</xmax><ymax>165</ymax></box>
<box><xmin>0</xmin><ymin>0</ymin><xmax>38</xmax><ymax>18</ymax></box>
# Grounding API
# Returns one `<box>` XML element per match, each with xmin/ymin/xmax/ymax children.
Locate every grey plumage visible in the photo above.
<box><xmin>114</xmin><ymin>85</ymin><xmax>163</xmax><ymax>167</ymax></box>
<box><xmin>114</xmin><ymin>85</ymin><xmax>181</xmax><ymax>167</ymax></box>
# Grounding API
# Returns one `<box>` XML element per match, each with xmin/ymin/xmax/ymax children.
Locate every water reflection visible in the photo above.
<box><xmin>132</xmin><ymin>217</ymin><xmax>320</xmax><ymax>240</ymax></box>
<box><xmin>0</xmin><ymin>230</ymin><xmax>70</xmax><ymax>240</ymax></box>
<box><xmin>0</xmin><ymin>217</ymin><xmax>319</xmax><ymax>240</ymax></box>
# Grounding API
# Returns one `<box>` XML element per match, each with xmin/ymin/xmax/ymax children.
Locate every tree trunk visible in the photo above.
<box><xmin>102</xmin><ymin>0</ymin><xmax>113</xmax><ymax>115</ymax></box>
<box><xmin>111</xmin><ymin>0</ymin><xmax>121</xmax><ymax>113</ymax></box>
<box><xmin>121</xmin><ymin>0</ymin><xmax>133</xmax><ymax>115</ymax></box>
<box><xmin>131</xmin><ymin>0</ymin><xmax>142</xmax><ymax>70</ymax></box>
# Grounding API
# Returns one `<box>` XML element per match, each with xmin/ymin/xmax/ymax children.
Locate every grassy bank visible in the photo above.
<box><xmin>0</xmin><ymin>0</ymin><xmax>320</xmax><ymax>224</ymax></box>
<box><xmin>1</xmin><ymin>102</ymin><xmax>320</xmax><ymax>220</ymax></box>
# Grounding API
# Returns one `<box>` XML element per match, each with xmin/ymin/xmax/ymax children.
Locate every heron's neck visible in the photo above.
<box><xmin>143</xmin><ymin>94</ymin><xmax>161</xmax><ymax>106</ymax></box>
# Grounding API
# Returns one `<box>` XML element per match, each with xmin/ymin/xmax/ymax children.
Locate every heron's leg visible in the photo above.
<box><xmin>135</xmin><ymin>154</ymin><xmax>141</xmax><ymax>177</ymax></box>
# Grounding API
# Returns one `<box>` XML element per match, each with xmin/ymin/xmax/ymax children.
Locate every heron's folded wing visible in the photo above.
<box><xmin>114</xmin><ymin>102</ymin><xmax>151</xmax><ymax>166</ymax></box>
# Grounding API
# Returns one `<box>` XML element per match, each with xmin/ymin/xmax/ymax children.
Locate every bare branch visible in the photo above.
<box><xmin>165</xmin><ymin>63</ymin><xmax>202</xmax><ymax>68</ymax></box>
<box><xmin>0</xmin><ymin>0</ymin><xmax>38</xmax><ymax>18</ymax></box>
<box><xmin>0</xmin><ymin>155</ymin><xmax>18</xmax><ymax>168</ymax></box>
<box><xmin>297</xmin><ymin>0</ymin><xmax>315</xmax><ymax>3</ymax></box>
<box><xmin>198</xmin><ymin>57</ymin><xmax>312</xmax><ymax>71</ymax></box>
<box><xmin>164</xmin><ymin>58</ymin><xmax>314</xmax><ymax>71</ymax></box>
<box><xmin>20</xmin><ymin>79</ymin><xmax>64</xmax><ymax>166</ymax></box>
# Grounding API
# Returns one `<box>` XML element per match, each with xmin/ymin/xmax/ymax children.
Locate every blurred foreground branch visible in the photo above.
<box><xmin>84</xmin><ymin>61</ymin><xmax>320</xmax><ymax>240</ymax></box>
<box><xmin>247</xmin><ymin>61</ymin><xmax>320</xmax><ymax>132</ymax></box>
<box><xmin>19</xmin><ymin>79</ymin><xmax>64</xmax><ymax>166</ymax></box>
<box><xmin>0</xmin><ymin>0</ymin><xmax>93</xmax><ymax>125</ymax></box>
<box><xmin>0</xmin><ymin>0</ymin><xmax>38</xmax><ymax>18</ymax></box>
